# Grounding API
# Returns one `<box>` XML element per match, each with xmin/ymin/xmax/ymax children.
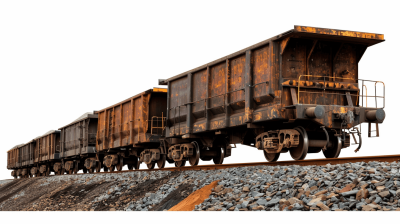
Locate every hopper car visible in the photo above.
<box><xmin>157</xmin><ymin>25</ymin><xmax>386</xmax><ymax>166</ymax></box>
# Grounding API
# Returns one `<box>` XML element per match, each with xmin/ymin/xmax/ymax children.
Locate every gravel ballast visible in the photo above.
<box><xmin>1</xmin><ymin>161</ymin><xmax>400</xmax><ymax>211</ymax></box>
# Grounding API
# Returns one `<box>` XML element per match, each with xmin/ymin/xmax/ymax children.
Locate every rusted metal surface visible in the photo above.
<box><xmin>160</xmin><ymin>26</ymin><xmax>384</xmax><ymax>85</ymax></box>
<box><xmin>164</xmin><ymin>26</ymin><xmax>385</xmax><ymax>135</ymax></box>
<box><xmin>93</xmin><ymin>87</ymin><xmax>167</xmax><ymax>171</ymax></box>
<box><xmin>33</xmin><ymin>130</ymin><xmax>61</xmax><ymax>163</ymax></box>
<box><xmin>294</xmin><ymin>26</ymin><xmax>384</xmax><ymax>41</ymax></box>
<box><xmin>59</xmin><ymin>113</ymin><xmax>98</xmax><ymax>157</ymax></box>
<box><xmin>6</xmin><ymin>144</ymin><xmax>23</xmax><ymax>170</ymax></box>
<box><xmin>95</xmin><ymin>88</ymin><xmax>167</xmax><ymax>151</ymax></box>
<box><xmin>161</xmin><ymin>25</ymin><xmax>386</xmax><ymax>165</ymax></box>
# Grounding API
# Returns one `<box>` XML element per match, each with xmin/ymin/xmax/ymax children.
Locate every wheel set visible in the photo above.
<box><xmin>261</xmin><ymin>126</ymin><xmax>343</xmax><ymax>163</ymax></box>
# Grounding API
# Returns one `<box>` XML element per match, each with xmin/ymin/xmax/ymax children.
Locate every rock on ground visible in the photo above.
<box><xmin>1</xmin><ymin>160</ymin><xmax>400</xmax><ymax>211</ymax></box>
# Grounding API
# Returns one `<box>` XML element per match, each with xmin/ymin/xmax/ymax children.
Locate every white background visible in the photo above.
<box><xmin>0</xmin><ymin>0</ymin><xmax>398</xmax><ymax>220</ymax></box>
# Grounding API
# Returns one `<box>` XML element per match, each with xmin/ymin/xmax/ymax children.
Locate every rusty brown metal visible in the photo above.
<box><xmin>34</xmin><ymin>130</ymin><xmax>61</xmax><ymax>163</ymax></box>
<box><xmin>161</xmin><ymin>25</ymin><xmax>386</xmax><ymax>164</ymax></box>
<box><xmin>94</xmin><ymin>87</ymin><xmax>168</xmax><ymax>171</ymax></box>
<box><xmin>57</xmin><ymin>113</ymin><xmax>98</xmax><ymax>174</ymax></box>
<box><xmin>59</xmin><ymin>113</ymin><xmax>98</xmax><ymax>158</ymax></box>
<box><xmin>164</xmin><ymin>26</ymin><xmax>386</xmax><ymax>136</ymax></box>
<box><xmin>95</xmin><ymin>88</ymin><xmax>167</xmax><ymax>152</ymax></box>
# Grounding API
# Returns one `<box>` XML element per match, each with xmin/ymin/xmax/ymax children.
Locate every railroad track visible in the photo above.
<box><xmin>77</xmin><ymin>154</ymin><xmax>400</xmax><ymax>175</ymax></box>
<box><xmin>8</xmin><ymin>154</ymin><xmax>400</xmax><ymax>179</ymax></box>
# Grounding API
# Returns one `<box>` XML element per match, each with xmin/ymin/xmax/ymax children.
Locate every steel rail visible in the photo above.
<box><xmin>68</xmin><ymin>154</ymin><xmax>400</xmax><ymax>175</ymax></box>
<box><xmin>9</xmin><ymin>154</ymin><xmax>400</xmax><ymax>179</ymax></box>
<box><xmin>141</xmin><ymin>154</ymin><xmax>400</xmax><ymax>172</ymax></box>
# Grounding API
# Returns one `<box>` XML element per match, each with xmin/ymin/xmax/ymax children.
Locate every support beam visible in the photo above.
<box><xmin>307</xmin><ymin>40</ymin><xmax>318</xmax><ymax>77</ymax></box>
<box><xmin>244</xmin><ymin>50</ymin><xmax>253</xmax><ymax>123</ymax></box>
<box><xmin>280</xmin><ymin>37</ymin><xmax>290</xmax><ymax>55</ymax></box>
<box><xmin>206</xmin><ymin>67</ymin><xmax>211</xmax><ymax>131</ymax></box>
<box><xmin>269</xmin><ymin>41</ymin><xmax>280</xmax><ymax>98</ymax></box>
<box><xmin>290</xmin><ymin>88</ymin><xmax>298</xmax><ymax>105</ymax></box>
<box><xmin>166</xmin><ymin>82</ymin><xmax>171</xmax><ymax>137</ymax></box>
<box><xmin>130</xmin><ymin>99</ymin><xmax>134</xmax><ymax>144</ymax></box>
<box><xmin>186</xmin><ymin>73</ymin><xmax>193</xmax><ymax>134</ymax></box>
<box><xmin>346</xmin><ymin>91</ymin><xmax>353</xmax><ymax>107</ymax></box>
<box><xmin>333</xmin><ymin>43</ymin><xmax>344</xmax><ymax>62</ymax></box>
<box><xmin>357</xmin><ymin>46</ymin><xmax>368</xmax><ymax>63</ymax></box>
<box><xmin>225</xmin><ymin>59</ymin><xmax>230</xmax><ymax>128</ymax></box>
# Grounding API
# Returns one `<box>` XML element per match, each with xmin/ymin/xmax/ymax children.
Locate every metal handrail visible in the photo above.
<box><xmin>363</xmin><ymin>85</ymin><xmax>367</xmax><ymax>107</ymax></box>
<box><xmin>374</xmin><ymin>81</ymin><xmax>385</xmax><ymax>108</ymax></box>
<box><xmin>151</xmin><ymin>113</ymin><xmax>166</xmax><ymax>135</ymax></box>
<box><xmin>295</xmin><ymin>75</ymin><xmax>385</xmax><ymax>108</ymax></box>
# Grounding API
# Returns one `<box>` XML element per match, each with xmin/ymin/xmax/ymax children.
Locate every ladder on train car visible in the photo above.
<box><xmin>151</xmin><ymin>113</ymin><xmax>166</xmax><ymax>135</ymax></box>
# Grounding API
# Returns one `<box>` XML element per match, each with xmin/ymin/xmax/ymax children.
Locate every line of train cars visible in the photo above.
<box><xmin>7</xmin><ymin>26</ymin><xmax>386</xmax><ymax>178</ymax></box>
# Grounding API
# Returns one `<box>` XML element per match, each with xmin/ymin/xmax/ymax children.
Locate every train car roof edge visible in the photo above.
<box><xmin>94</xmin><ymin>88</ymin><xmax>167</xmax><ymax>114</ymax></box>
<box><xmin>58</xmin><ymin>112</ymin><xmax>98</xmax><ymax>130</ymax></box>
<box><xmin>160</xmin><ymin>25</ymin><xmax>384</xmax><ymax>84</ymax></box>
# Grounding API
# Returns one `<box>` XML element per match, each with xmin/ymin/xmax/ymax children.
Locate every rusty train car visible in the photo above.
<box><xmin>7</xmin><ymin>88</ymin><xmax>168</xmax><ymax>178</ymax></box>
<box><xmin>157</xmin><ymin>25</ymin><xmax>386</xmax><ymax>166</ymax></box>
<box><xmin>95</xmin><ymin>88</ymin><xmax>167</xmax><ymax>171</ymax></box>
<box><xmin>6</xmin><ymin>26</ymin><xmax>386</xmax><ymax>178</ymax></box>
<box><xmin>58</xmin><ymin>112</ymin><xmax>99</xmax><ymax>174</ymax></box>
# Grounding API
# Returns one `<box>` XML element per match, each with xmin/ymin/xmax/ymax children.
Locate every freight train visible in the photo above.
<box><xmin>7</xmin><ymin>26</ymin><xmax>386</xmax><ymax>178</ymax></box>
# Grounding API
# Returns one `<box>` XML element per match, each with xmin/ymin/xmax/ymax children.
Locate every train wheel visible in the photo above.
<box><xmin>213</xmin><ymin>147</ymin><xmax>225</xmax><ymax>165</ymax></box>
<box><xmin>104</xmin><ymin>166</ymin><xmax>109</xmax><ymax>172</ymax></box>
<box><xmin>189</xmin><ymin>142</ymin><xmax>200</xmax><ymax>166</ymax></box>
<box><xmin>264</xmin><ymin>150</ymin><xmax>280</xmax><ymax>162</ymax></box>
<box><xmin>323</xmin><ymin>136</ymin><xmax>342</xmax><ymax>158</ymax></box>
<box><xmin>61</xmin><ymin>168</ymin><xmax>65</xmax><ymax>175</ymax></box>
<box><xmin>73</xmin><ymin>166</ymin><xmax>79</xmax><ymax>174</ymax></box>
<box><xmin>116</xmin><ymin>158</ymin><xmax>123</xmax><ymax>171</ymax></box>
<box><xmin>89</xmin><ymin>169</ymin><xmax>94</xmax><ymax>174</ymax></box>
<box><xmin>147</xmin><ymin>162</ymin><xmax>155</xmax><ymax>169</ymax></box>
<box><xmin>83</xmin><ymin>168</ymin><xmax>88</xmax><ymax>174</ymax></box>
<box><xmin>95</xmin><ymin>163</ymin><xmax>101</xmax><ymax>173</ymax></box>
<box><xmin>110</xmin><ymin>165</ymin><xmax>115</xmax><ymax>172</ymax></box>
<box><xmin>116</xmin><ymin>163</ymin><xmax>123</xmax><ymax>171</ymax></box>
<box><xmin>290</xmin><ymin>127</ymin><xmax>309</xmax><ymax>160</ymax></box>
<box><xmin>68</xmin><ymin>170</ymin><xmax>73</xmax><ymax>175</ymax></box>
<box><xmin>175</xmin><ymin>160</ymin><xmax>186</xmax><ymax>167</ymax></box>
<box><xmin>157</xmin><ymin>154</ymin><xmax>166</xmax><ymax>169</ymax></box>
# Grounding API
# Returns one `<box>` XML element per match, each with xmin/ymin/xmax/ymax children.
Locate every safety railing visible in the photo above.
<box><xmin>292</xmin><ymin>75</ymin><xmax>385</xmax><ymax>108</ymax></box>
<box><xmin>151</xmin><ymin>113</ymin><xmax>166</xmax><ymax>135</ymax></box>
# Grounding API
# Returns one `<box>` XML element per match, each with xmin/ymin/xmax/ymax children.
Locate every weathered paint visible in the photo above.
<box><xmin>59</xmin><ymin>114</ymin><xmax>98</xmax><ymax>158</ymax></box>
<box><xmin>165</xmin><ymin>25</ymin><xmax>385</xmax><ymax>146</ymax></box>
<box><xmin>294</xmin><ymin>26</ymin><xmax>384</xmax><ymax>40</ymax></box>
<box><xmin>96</xmin><ymin>89</ymin><xmax>167</xmax><ymax>151</ymax></box>
<box><xmin>34</xmin><ymin>131</ymin><xmax>61</xmax><ymax>163</ymax></box>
